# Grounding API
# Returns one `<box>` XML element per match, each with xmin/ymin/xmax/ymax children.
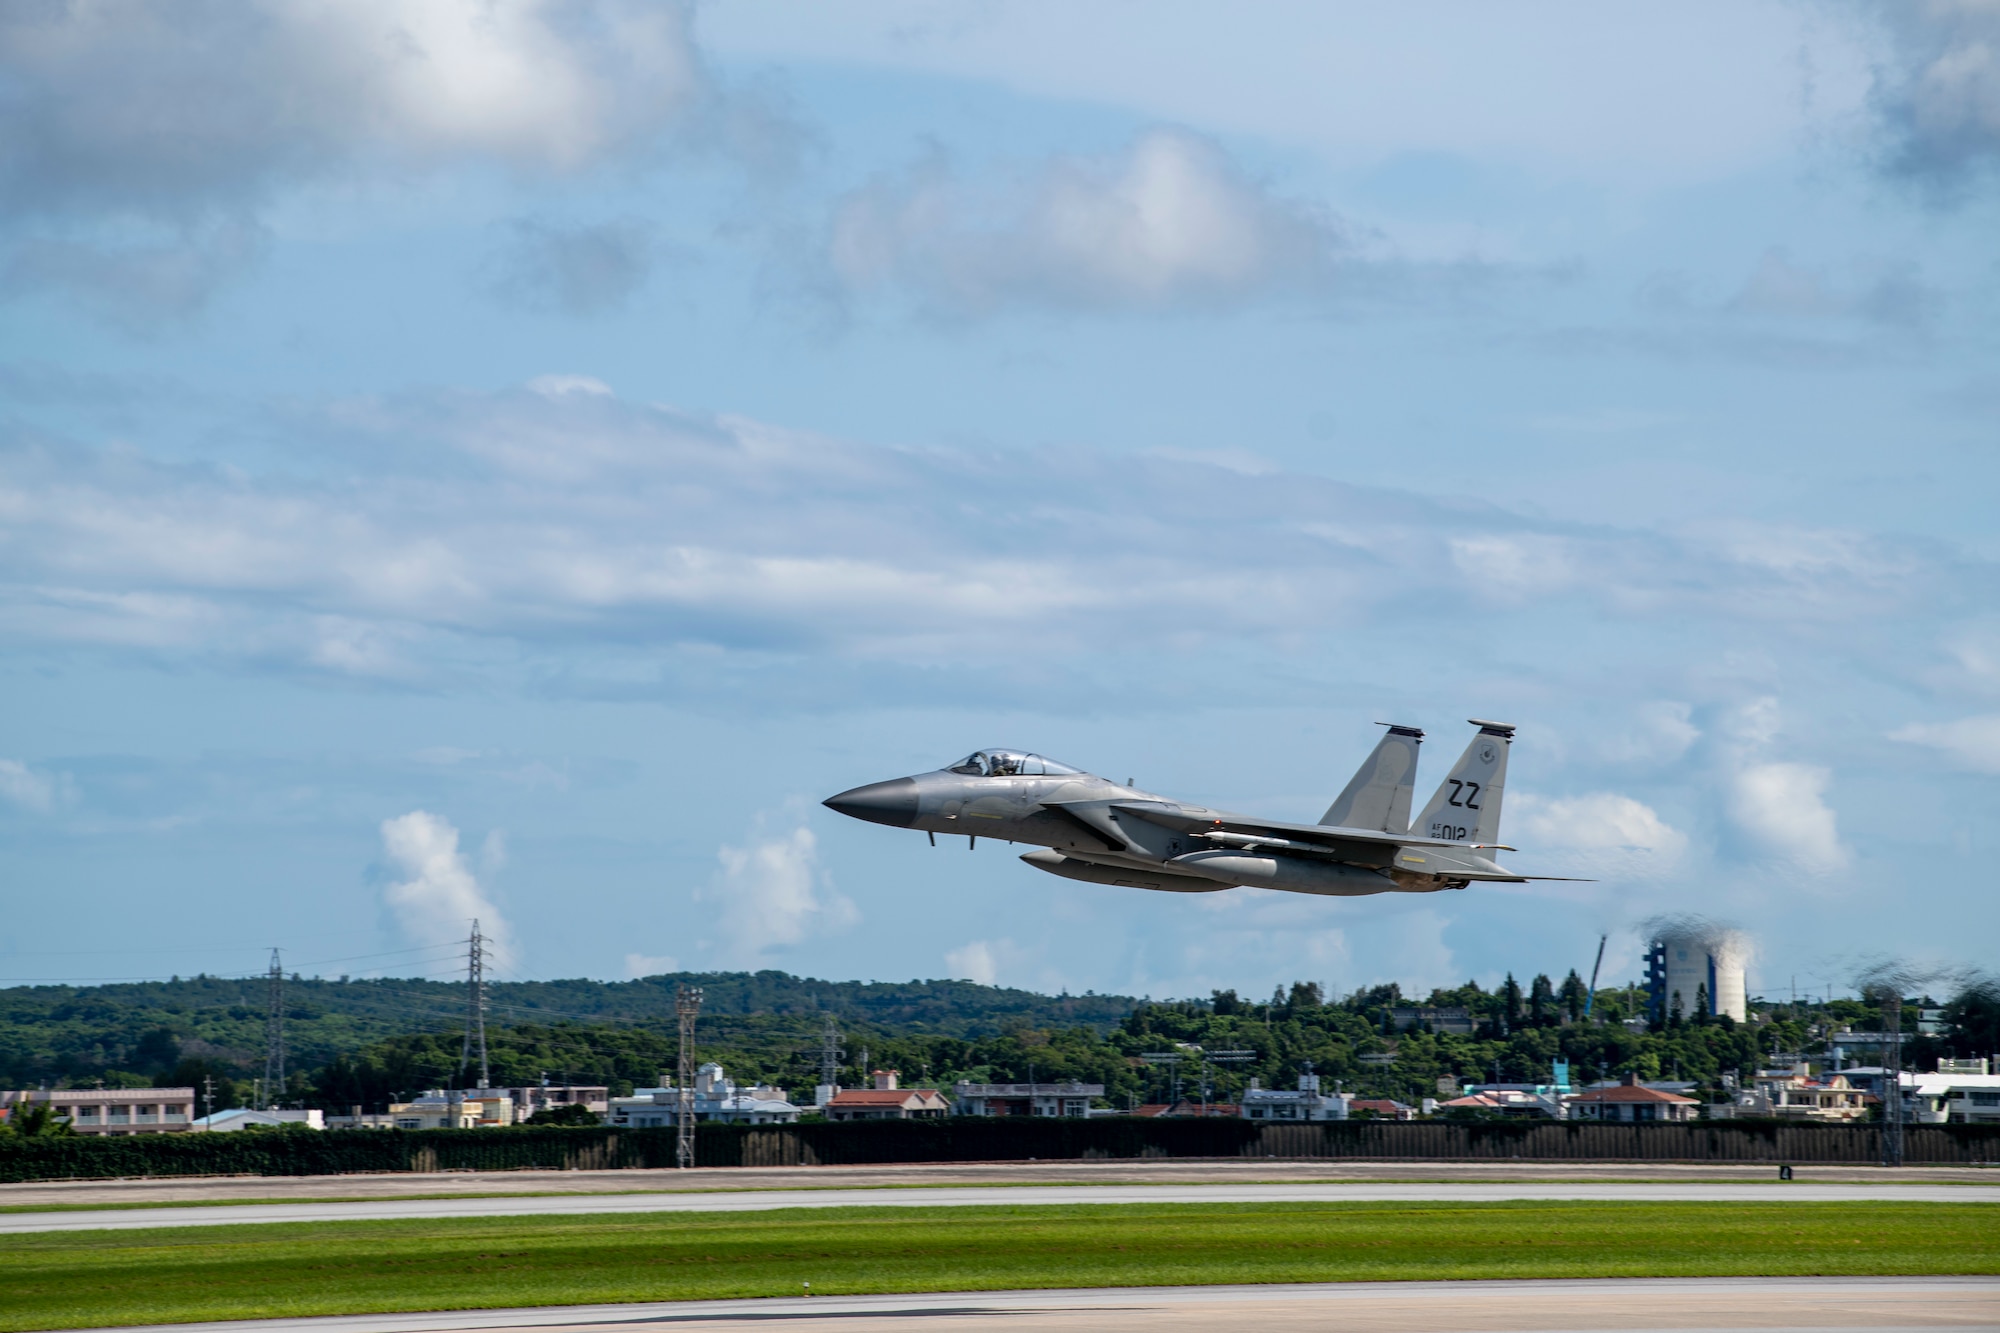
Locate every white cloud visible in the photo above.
<box><xmin>526</xmin><ymin>375</ymin><xmax>615</xmax><ymax>400</ymax></box>
<box><xmin>0</xmin><ymin>757</ymin><xmax>67</xmax><ymax>813</ymax></box>
<box><xmin>1729</xmin><ymin>762</ymin><xmax>1849</xmax><ymax>873</ymax></box>
<box><xmin>705</xmin><ymin>821</ymin><xmax>857</xmax><ymax>964</ymax></box>
<box><xmin>828</xmin><ymin>129</ymin><xmax>1340</xmax><ymax>316</ymax></box>
<box><xmin>1448</xmin><ymin>534</ymin><xmax>1576</xmax><ymax>597</ymax></box>
<box><xmin>945</xmin><ymin>940</ymin><xmax>1001</xmax><ymax>987</ymax></box>
<box><xmin>0</xmin><ymin>384</ymin><xmax>1976</xmax><ymax>685</ymax></box>
<box><xmin>624</xmin><ymin>952</ymin><xmax>678</xmax><ymax>978</ymax></box>
<box><xmin>1865</xmin><ymin>0</ymin><xmax>2000</xmax><ymax>188</ymax></box>
<box><xmin>0</xmin><ymin>0</ymin><xmax>710</xmax><ymax>221</ymax></box>
<box><xmin>0</xmin><ymin>1</ymin><xmax>764</xmax><ymax>321</ymax></box>
<box><xmin>1890</xmin><ymin>714</ymin><xmax>2000</xmax><ymax>773</ymax></box>
<box><xmin>1517</xmin><ymin>793</ymin><xmax>1688</xmax><ymax>857</ymax></box>
<box><xmin>1602</xmin><ymin>701</ymin><xmax>1700</xmax><ymax>764</ymax></box>
<box><xmin>379</xmin><ymin>809</ymin><xmax>518</xmax><ymax>968</ymax></box>
<box><xmin>1514</xmin><ymin>791</ymin><xmax>1688</xmax><ymax>882</ymax></box>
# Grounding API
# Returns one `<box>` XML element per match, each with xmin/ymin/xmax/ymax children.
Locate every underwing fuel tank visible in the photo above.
<box><xmin>1168</xmin><ymin>850</ymin><xmax>1397</xmax><ymax>896</ymax></box>
<box><xmin>1019</xmin><ymin>849</ymin><xmax>1230</xmax><ymax>893</ymax></box>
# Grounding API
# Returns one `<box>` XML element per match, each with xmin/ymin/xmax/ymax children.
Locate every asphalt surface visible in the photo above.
<box><xmin>7</xmin><ymin>1179</ymin><xmax>1998</xmax><ymax>1232</ymax></box>
<box><xmin>51</xmin><ymin>1278</ymin><xmax>2000</xmax><ymax>1333</ymax></box>
<box><xmin>9</xmin><ymin>1159</ymin><xmax>1997</xmax><ymax>1209</ymax></box>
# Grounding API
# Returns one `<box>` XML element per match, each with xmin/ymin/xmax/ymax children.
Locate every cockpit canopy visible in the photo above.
<box><xmin>946</xmin><ymin>749</ymin><xmax>1084</xmax><ymax>778</ymax></box>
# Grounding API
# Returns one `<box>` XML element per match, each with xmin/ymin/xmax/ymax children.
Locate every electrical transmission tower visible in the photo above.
<box><xmin>820</xmin><ymin>1017</ymin><xmax>842</xmax><ymax>1087</ymax></box>
<box><xmin>1879</xmin><ymin>984</ymin><xmax>1904</xmax><ymax>1168</ymax></box>
<box><xmin>675</xmin><ymin>984</ymin><xmax>703</xmax><ymax>1169</ymax></box>
<box><xmin>262</xmin><ymin>948</ymin><xmax>286</xmax><ymax>1110</ymax></box>
<box><xmin>1141</xmin><ymin>1050</ymin><xmax>1184</xmax><ymax>1106</ymax></box>
<box><xmin>460</xmin><ymin>920</ymin><xmax>489</xmax><ymax>1089</ymax></box>
<box><xmin>815</xmin><ymin>1015</ymin><xmax>843</xmax><ymax>1108</ymax></box>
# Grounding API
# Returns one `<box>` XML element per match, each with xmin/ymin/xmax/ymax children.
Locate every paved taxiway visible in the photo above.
<box><xmin>53</xmin><ymin>1278</ymin><xmax>2000</xmax><ymax>1333</ymax></box>
<box><xmin>6</xmin><ymin>1180</ymin><xmax>1998</xmax><ymax>1232</ymax></box>
<box><xmin>8</xmin><ymin>1160</ymin><xmax>1993</xmax><ymax>1209</ymax></box>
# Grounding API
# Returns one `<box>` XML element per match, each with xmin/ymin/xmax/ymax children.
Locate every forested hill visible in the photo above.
<box><xmin>0</xmin><ymin>971</ymin><xmax>1140</xmax><ymax>1092</ymax></box>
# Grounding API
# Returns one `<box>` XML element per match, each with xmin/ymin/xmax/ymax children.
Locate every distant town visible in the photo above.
<box><xmin>6</xmin><ymin>923</ymin><xmax>1997</xmax><ymax>1139</ymax></box>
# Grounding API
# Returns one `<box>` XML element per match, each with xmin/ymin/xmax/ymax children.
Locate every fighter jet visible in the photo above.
<box><xmin>825</xmin><ymin>721</ymin><xmax>1575</xmax><ymax>897</ymax></box>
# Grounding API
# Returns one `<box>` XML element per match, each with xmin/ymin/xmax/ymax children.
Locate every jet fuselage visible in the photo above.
<box><xmin>824</xmin><ymin>729</ymin><xmax>1532</xmax><ymax>898</ymax></box>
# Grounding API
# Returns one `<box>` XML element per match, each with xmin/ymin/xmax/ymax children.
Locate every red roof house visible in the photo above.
<box><xmin>1569</xmin><ymin>1072</ymin><xmax>1700</xmax><ymax>1122</ymax></box>
<box><xmin>823</xmin><ymin>1071</ymin><xmax>951</xmax><ymax>1121</ymax></box>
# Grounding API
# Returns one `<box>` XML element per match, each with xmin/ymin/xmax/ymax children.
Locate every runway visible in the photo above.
<box><xmin>49</xmin><ymin>1278</ymin><xmax>2000</xmax><ymax>1333</ymax></box>
<box><xmin>7</xmin><ymin>1179</ymin><xmax>1998</xmax><ymax>1232</ymax></box>
<box><xmin>9</xmin><ymin>1159</ymin><xmax>1993</xmax><ymax>1210</ymax></box>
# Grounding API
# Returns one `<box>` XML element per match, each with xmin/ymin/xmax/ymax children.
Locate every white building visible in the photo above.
<box><xmin>382</xmin><ymin>1089</ymin><xmax>516</xmax><ymax>1130</ymax></box>
<box><xmin>189</xmin><ymin>1107</ymin><xmax>324</xmax><ymax>1132</ymax></box>
<box><xmin>1838</xmin><ymin>1062</ymin><xmax>2000</xmax><ymax>1125</ymax></box>
<box><xmin>0</xmin><ymin>1087</ymin><xmax>195</xmax><ymax>1135</ymax></box>
<box><xmin>1712</xmin><ymin>1066</ymin><xmax>1871</xmax><ymax>1122</ymax></box>
<box><xmin>951</xmin><ymin>1080</ymin><xmax>1101</xmax><ymax>1117</ymax></box>
<box><xmin>509</xmin><ymin>1083</ymin><xmax>610</xmax><ymax>1120</ymax></box>
<box><xmin>606</xmin><ymin>1063</ymin><xmax>799</xmax><ymax>1127</ymax></box>
<box><xmin>1242</xmin><ymin>1071</ymin><xmax>1351</xmax><ymax>1122</ymax></box>
<box><xmin>1645</xmin><ymin>921</ymin><xmax>1749</xmax><ymax>1023</ymax></box>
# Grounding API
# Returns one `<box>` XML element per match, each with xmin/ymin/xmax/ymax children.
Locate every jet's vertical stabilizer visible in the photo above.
<box><xmin>1321</xmin><ymin>725</ymin><xmax>1423</xmax><ymax>833</ymax></box>
<box><xmin>1413</xmin><ymin>721</ymin><xmax>1513</xmax><ymax>844</ymax></box>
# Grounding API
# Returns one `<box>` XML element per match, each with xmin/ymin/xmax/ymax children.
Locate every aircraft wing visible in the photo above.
<box><xmin>1106</xmin><ymin>801</ymin><xmax>1460</xmax><ymax>850</ymax></box>
<box><xmin>1103</xmin><ymin>801</ymin><xmax>1591</xmax><ymax>882</ymax></box>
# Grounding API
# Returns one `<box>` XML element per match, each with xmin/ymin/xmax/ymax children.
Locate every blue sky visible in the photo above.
<box><xmin>3</xmin><ymin>1</ymin><xmax>1998</xmax><ymax>1003</ymax></box>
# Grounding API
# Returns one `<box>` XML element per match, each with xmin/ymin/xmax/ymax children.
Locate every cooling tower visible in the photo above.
<box><xmin>1643</xmin><ymin>917</ymin><xmax>1750</xmax><ymax>1023</ymax></box>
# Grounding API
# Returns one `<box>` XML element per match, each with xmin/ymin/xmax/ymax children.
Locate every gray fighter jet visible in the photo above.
<box><xmin>825</xmin><ymin>722</ymin><xmax>1573</xmax><ymax>897</ymax></box>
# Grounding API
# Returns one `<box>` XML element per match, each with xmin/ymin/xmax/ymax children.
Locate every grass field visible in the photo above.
<box><xmin>5</xmin><ymin>1201</ymin><xmax>1995</xmax><ymax>1331</ymax></box>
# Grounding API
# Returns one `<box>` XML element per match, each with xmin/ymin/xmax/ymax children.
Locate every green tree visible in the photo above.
<box><xmin>1529</xmin><ymin>974</ymin><xmax>1555</xmax><ymax>1026</ymax></box>
<box><xmin>1559</xmin><ymin>970</ymin><xmax>1587</xmax><ymax>1023</ymax></box>
<box><xmin>523</xmin><ymin>1103</ymin><xmax>601</xmax><ymax>1126</ymax></box>
<box><xmin>1</xmin><ymin>1098</ymin><xmax>74</xmax><ymax>1137</ymax></box>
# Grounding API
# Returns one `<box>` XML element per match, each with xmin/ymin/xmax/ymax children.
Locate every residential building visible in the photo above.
<box><xmin>386</xmin><ymin>1089</ymin><xmax>517</xmax><ymax>1130</ymax></box>
<box><xmin>952</xmin><ymin>1079</ymin><xmax>1102</xmax><ymax>1117</ymax></box>
<box><xmin>605</xmin><ymin>1063</ymin><xmax>799</xmax><ymax>1127</ymax></box>
<box><xmin>1713</xmin><ymin>1068</ymin><xmax>1870</xmax><ymax>1123</ymax></box>
<box><xmin>189</xmin><ymin>1108</ymin><xmax>324</xmax><ymax>1132</ymax></box>
<box><xmin>323</xmin><ymin>1110</ymin><xmax>398</xmax><ymax>1130</ymax></box>
<box><xmin>1388</xmin><ymin>1006</ymin><xmax>1477</xmax><ymax>1036</ymax></box>
<box><xmin>1347</xmin><ymin>1098</ymin><xmax>1416</xmax><ymax>1121</ymax></box>
<box><xmin>508</xmin><ymin>1084</ymin><xmax>611</xmax><ymax>1121</ymax></box>
<box><xmin>1891</xmin><ymin>1063</ymin><xmax>2000</xmax><ymax>1125</ymax></box>
<box><xmin>1439</xmin><ymin>1085</ymin><xmax>1565</xmax><ymax>1118</ymax></box>
<box><xmin>1242</xmin><ymin>1071</ymin><xmax>1350</xmax><ymax>1122</ymax></box>
<box><xmin>823</xmin><ymin>1070</ymin><xmax>951</xmax><ymax>1121</ymax></box>
<box><xmin>0</xmin><ymin>1087</ymin><xmax>195</xmax><ymax>1135</ymax></box>
<box><xmin>1570</xmin><ymin>1072</ymin><xmax>1699</xmax><ymax>1122</ymax></box>
<box><xmin>1908</xmin><ymin>1074</ymin><xmax>2000</xmax><ymax>1124</ymax></box>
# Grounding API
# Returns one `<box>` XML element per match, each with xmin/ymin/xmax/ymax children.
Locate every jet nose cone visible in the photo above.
<box><xmin>823</xmin><ymin>778</ymin><xmax>920</xmax><ymax>829</ymax></box>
